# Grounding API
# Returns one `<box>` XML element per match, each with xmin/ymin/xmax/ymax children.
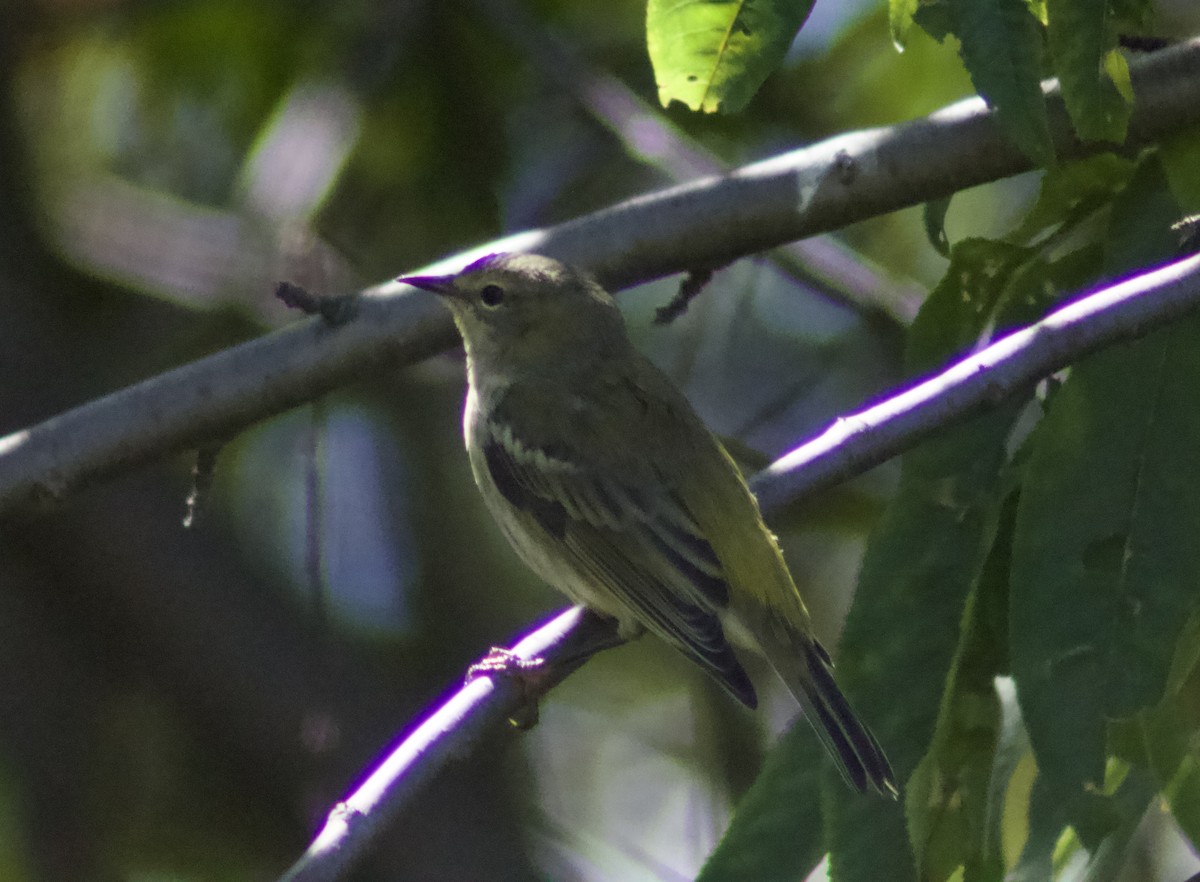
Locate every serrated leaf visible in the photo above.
<box><xmin>1009</xmin><ymin>156</ymin><xmax>1200</xmax><ymax>839</ymax></box>
<box><xmin>949</xmin><ymin>0</ymin><xmax>1054</xmax><ymax>166</ymax></box>
<box><xmin>1046</xmin><ymin>0</ymin><xmax>1131</xmax><ymax>142</ymax></box>
<box><xmin>646</xmin><ymin>0</ymin><xmax>816</xmax><ymax>113</ymax></box>
<box><xmin>698</xmin><ymin>728</ymin><xmax>825</xmax><ymax>882</ymax></box>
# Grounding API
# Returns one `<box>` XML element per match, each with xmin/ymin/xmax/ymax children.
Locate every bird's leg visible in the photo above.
<box><xmin>465</xmin><ymin>609</ymin><xmax>629</xmax><ymax>729</ymax></box>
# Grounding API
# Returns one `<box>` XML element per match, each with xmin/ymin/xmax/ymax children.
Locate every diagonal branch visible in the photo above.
<box><xmin>273</xmin><ymin>251</ymin><xmax>1200</xmax><ymax>882</ymax></box>
<box><xmin>0</xmin><ymin>38</ymin><xmax>1198</xmax><ymax>516</ymax></box>
<box><xmin>752</xmin><ymin>252</ymin><xmax>1200</xmax><ymax>513</ymax></box>
<box><xmin>277</xmin><ymin>606</ymin><xmax>614</xmax><ymax>882</ymax></box>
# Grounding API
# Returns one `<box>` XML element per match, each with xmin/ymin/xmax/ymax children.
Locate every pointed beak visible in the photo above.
<box><xmin>398</xmin><ymin>272</ymin><xmax>459</xmax><ymax>298</ymax></box>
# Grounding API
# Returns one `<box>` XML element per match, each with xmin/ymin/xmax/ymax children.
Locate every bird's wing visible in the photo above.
<box><xmin>481</xmin><ymin>392</ymin><xmax>757</xmax><ymax>707</ymax></box>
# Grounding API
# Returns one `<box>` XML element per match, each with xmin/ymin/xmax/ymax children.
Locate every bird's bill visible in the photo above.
<box><xmin>397</xmin><ymin>273</ymin><xmax>459</xmax><ymax>297</ymax></box>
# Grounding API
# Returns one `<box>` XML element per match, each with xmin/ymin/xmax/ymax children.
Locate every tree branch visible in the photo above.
<box><xmin>274</xmin><ymin>251</ymin><xmax>1200</xmax><ymax>882</ymax></box>
<box><xmin>752</xmin><ymin>251</ymin><xmax>1200</xmax><ymax>513</ymax></box>
<box><xmin>277</xmin><ymin>606</ymin><xmax>614</xmax><ymax>882</ymax></box>
<box><xmin>1</xmin><ymin>39</ymin><xmax>1198</xmax><ymax>516</ymax></box>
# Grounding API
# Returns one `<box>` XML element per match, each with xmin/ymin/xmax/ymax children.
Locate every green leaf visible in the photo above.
<box><xmin>1138</xmin><ymin>693</ymin><xmax>1200</xmax><ymax>843</ymax></box>
<box><xmin>1007</xmin><ymin>773</ymin><xmax>1068</xmax><ymax>882</ymax></box>
<box><xmin>1005</xmin><ymin>154</ymin><xmax>1134</xmax><ymax>246</ymax></box>
<box><xmin>1159</xmin><ymin>126</ymin><xmax>1200</xmax><ymax>213</ymax></box>
<box><xmin>1046</xmin><ymin>0</ymin><xmax>1131</xmax><ymax>142</ymax></box>
<box><xmin>989</xmin><ymin>682</ymin><xmax>1036</xmax><ymax>873</ymax></box>
<box><xmin>905</xmin><ymin>495</ymin><xmax>1014</xmax><ymax>882</ymax></box>
<box><xmin>948</xmin><ymin>0</ymin><xmax>1054</xmax><ymax>166</ymax></box>
<box><xmin>646</xmin><ymin>0</ymin><xmax>817</xmax><ymax>113</ymax></box>
<box><xmin>1009</xmin><ymin>157</ymin><xmax>1200</xmax><ymax>837</ymax></box>
<box><xmin>1102</xmin><ymin>158</ymin><xmax>1182</xmax><ymax>276</ymax></box>
<box><xmin>1114</xmin><ymin>609</ymin><xmax>1200</xmax><ymax>845</ymax></box>
<box><xmin>890</xmin><ymin>0</ymin><xmax>920</xmax><ymax>49</ymax></box>
<box><xmin>912</xmin><ymin>0</ymin><xmax>956</xmax><ymax>43</ymax></box>
<box><xmin>826</xmin><ymin>240</ymin><xmax>1040</xmax><ymax>882</ymax></box>
<box><xmin>1074</xmin><ymin>769</ymin><xmax>1158</xmax><ymax>881</ymax></box>
<box><xmin>698</xmin><ymin>729</ymin><xmax>825</xmax><ymax>882</ymax></box>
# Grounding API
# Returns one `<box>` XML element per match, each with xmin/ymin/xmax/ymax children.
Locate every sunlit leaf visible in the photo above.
<box><xmin>891</xmin><ymin>0</ymin><xmax>920</xmax><ymax>49</ymax></box>
<box><xmin>646</xmin><ymin>0</ymin><xmax>817</xmax><ymax>113</ymax></box>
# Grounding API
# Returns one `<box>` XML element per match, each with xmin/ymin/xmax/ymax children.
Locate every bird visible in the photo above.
<box><xmin>399</xmin><ymin>252</ymin><xmax>896</xmax><ymax>796</ymax></box>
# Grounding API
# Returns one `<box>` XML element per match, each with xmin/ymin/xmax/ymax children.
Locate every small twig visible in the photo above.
<box><xmin>182</xmin><ymin>444</ymin><xmax>221</xmax><ymax>528</ymax></box>
<box><xmin>654</xmin><ymin>267</ymin><xmax>716</xmax><ymax>324</ymax></box>
<box><xmin>275</xmin><ymin>281</ymin><xmax>357</xmax><ymax>326</ymax></box>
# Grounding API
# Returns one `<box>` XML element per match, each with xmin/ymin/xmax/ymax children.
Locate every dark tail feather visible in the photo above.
<box><xmin>798</xmin><ymin>639</ymin><xmax>896</xmax><ymax>796</ymax></box>
<box><xmin>801</xmin><ymin>638</ymin><xmax>897</xmax><ymax>796</ymax></box>
<box><xmin>761</xmin><ymin>626</ymin><xmax>896</xmax><ymax>796</ymax></box>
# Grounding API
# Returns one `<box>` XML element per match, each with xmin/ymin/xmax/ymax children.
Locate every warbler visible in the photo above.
<box><xmin>400</xmin><ymin>253</ymin><xmax>895</xmax><ymax>796</ymax></box>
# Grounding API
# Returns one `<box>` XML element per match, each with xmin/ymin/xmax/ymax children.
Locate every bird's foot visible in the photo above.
<box><xmin>466</xmin><ymin>648</ymin><xmax>547</xmax><ymax>729</ymax></box>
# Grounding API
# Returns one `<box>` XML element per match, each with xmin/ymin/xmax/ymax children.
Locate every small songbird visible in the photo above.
<box><xmin>399</xmin><ymin>253</ymin><xmax>896</xmax><ymax>795</ymax></box>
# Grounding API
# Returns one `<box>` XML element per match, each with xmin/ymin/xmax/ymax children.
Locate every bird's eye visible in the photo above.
<box><xmin>479</xmin><ymin>284</ymin><xmax>505</xmax><ymax>307</ymax></box>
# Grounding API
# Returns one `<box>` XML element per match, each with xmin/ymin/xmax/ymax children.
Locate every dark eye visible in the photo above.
<box><xmin>479</xmin><ymin>284</ymin><xmax>505</xmax><ymax>307</ymax></box>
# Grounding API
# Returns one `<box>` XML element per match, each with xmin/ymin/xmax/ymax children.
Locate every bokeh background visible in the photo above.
<box><xmin>3</xmin><ymin>1</ymin><xmax>1199</xmax><ymax>880</ymax></box>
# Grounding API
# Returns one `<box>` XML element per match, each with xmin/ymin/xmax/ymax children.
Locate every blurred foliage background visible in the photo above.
<box><xmin>2</xmin><ymin>1</ymin><xmax>1200</xmax><ymax>881</ymax></box>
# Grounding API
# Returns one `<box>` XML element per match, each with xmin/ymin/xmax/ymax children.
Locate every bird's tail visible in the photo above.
<box><xmin>764</xmin><ymin>627</ymin><xmax>897</xmax><ymax>797</ymax></box>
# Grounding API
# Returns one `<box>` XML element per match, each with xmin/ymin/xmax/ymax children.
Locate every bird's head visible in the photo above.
<box><xmin>399</xmin><ymin>253</ymin><xmax>628</xmax><ymax>379</ymax></box>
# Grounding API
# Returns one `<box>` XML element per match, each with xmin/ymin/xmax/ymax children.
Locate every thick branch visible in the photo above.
<box><xmin>1</xmin><ymin>39</ymin><xmax>1199</xmax><ymax>515</ymax></box>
